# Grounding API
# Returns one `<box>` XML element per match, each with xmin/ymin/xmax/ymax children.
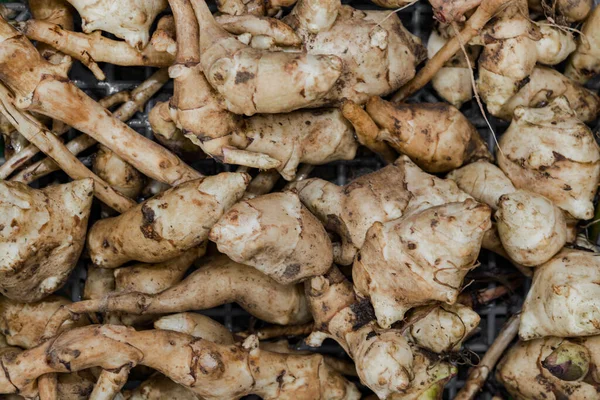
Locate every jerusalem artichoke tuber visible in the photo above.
<box><xmin>0</xmin><ymin>179</ymin><xmax>93</xmax><ymax>302</ymax></box>
<box><xmin>565</xmin><ymin>6</ymin><xmax>600</xmax><ymax>83</ymax></box>
<box><xmin>209</xmin><ymin>191</ymin><xmax>333</xmax><ymax>284</ymax></box>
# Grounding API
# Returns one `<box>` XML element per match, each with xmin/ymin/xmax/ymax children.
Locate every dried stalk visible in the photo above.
<box><xmin>392</xmin><ymin>0</ymin><xmax>512</xmax><ymax>102</ymax></box>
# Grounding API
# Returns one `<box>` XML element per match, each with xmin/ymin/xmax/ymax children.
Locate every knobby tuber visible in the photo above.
<box><xmin>87</xmin><ymin>172</ymin><xmax>249</xmax><ymax>268</ymax></box>
<box><xmin>353</xmin><ymin>199</ymin><xmax>491</xmax><ymax>328</ymax></box>
<box><xmin>28</xmin><ymin>0</ymin><xmax>74</xmax><ymax>67</ymax></box>
<box><xmin>520</xmin><ymin>249</ymin><xmax>600</xmax><ymax>340</ymax></box>
<box><xmin>64</xmin><ymin>0</ymin><xmax>168</xmax><ymax>48</ymax></box>
<box><xmin>497</xmin><ymin>335</ymin><xmax>600</xmax><ymax>399</ymax></box>
<box><xmin>210</xmin><ymin>191</ymin><xmax>333</xmax><ymax>284</ymax></box>
<box><xmin>0</xmin><ymin>179</ymin><xmax>92</xmax><ymax>302</ymax></box>
<box><xmin>282</xmin><ymin>0</ymin><xmax>425</xmax><ymax>106</ymax></box>
<box><xmin>364</xmin><ymin>97</ymin><xmax>491</xmax><ymax>173</ymax></box>
<box><xmin>497</xmin><ymin>97</ymin><xmax>600</xmax><ymax>220</ymax></box>
<box><xmin>0</xmin><ymin>18</ymin><xmax>201</xmax><ymax>186</ymax></box>
<box><xmin>0</xmin><ymin>324</ymin><xmax>360</xmax><ymax>400</ymax></box>
<box><xmin>565</xmin><ymin>6</ymin><xmax>600</xmax><ymax>83</ymax></box>
<box><xmin>528</xmin><ymin>0</ymin><xmax>592</xmax><ymax>22</ymax></box>
<box><xmin>46</xmin><ymin>254</ymin><xmax>311</xmax><ymax>325</ymax></box>
<box><xmin>292</xmin><ymin>156</ymin><xmax>471</xmax><ymax>265</ymax></box>
<box><xmin>92</xmin><ymin>145</ymin><xmax>146</xmax><ymax>199</ymax></box>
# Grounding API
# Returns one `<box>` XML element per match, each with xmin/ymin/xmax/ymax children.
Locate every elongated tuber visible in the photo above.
<box><xmin>565</xmin><ymin>6</ymin><xmax>600</xmax><ymax>83</ymax></box>
<box><xmin>87</xmin><ymin>172</ymin><xmax>249</xmax><ymax>268</ymax></box>
<box><xmin>210</xmin><ymin>191</ymin><xmax>333</xmax><ymax>284</ymax></box>
<box><xmin>353</xmin><ymin>199</ymin><xmax>491</xmax><ymax>328</ymax></box>
<box><xmin>365</xmin><ymin>97</ymin><xmax>491</xmax><ymax>173</ymax></box>
<box><xmin>497</xmin><ymin>97</ymin><xmax>600</xmax><ymax>220</ymax></box>
<box><xmin>123</xmin><ymin>373</ymin><xmax>200</xmax><ymax>400</ymax></box>
<box><xmin>154</xmin><ymin>313</ymin><xmax>235</xmax><ymax>345</ymax></box>
<box><xmin>0</xmin><ymin>179</ymin><xmax>93</xmax><ymax>302</ymax></box>
<box><xmin>92</xmin><ymin>145</ymin><xmax>146</xmax><ymax>199</ymax></box>
<box><xmin>46</xmin><ymin>255</ymin><xmax>311</xmax><ymax>325</ymax></box>
<box><xmin>64</xmin><ymin>0</ymin><xmax>168</xmax><ymax>48</ymax></box>
<box><xmin>519</xmin><ymin>248</ymin><xmax>600</xmax><ymax>340</ymax></box>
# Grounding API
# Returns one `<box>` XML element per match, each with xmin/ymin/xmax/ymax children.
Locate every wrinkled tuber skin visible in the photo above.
<box><xmin>191</xmin><ymin>0</ymin><xmax>343</xmax><ymax>115</ymax></box>
<box><xmin>87</xmin><ymin>172</ymin><xmax>249</xmax><ymax>268</ymax></box>
<box><xmin>520</xmin><ymin>249</ymin><xmax>600</xmax><ymax>340</ymax></box>
<box><xmin>0</xmin><ymin>325</ymin><xmax>360</xmax><ymax>400</ymax></box>
<box><xmin>497</xmin><ymin>336</ymin><xmax>600</xmax><ymax>399</ymax></box>
<box><xmin>496</xmin><ymin>190</ymin><xmax>567</xmax><ymax>267</ymax></box>
<box><xmin>354</xmin><ymin>199</ymin><xmax>491</xmax><ymax>328</ymax></box>
<box><xmin>93</xmin><ymin>145</ymin><xmax>146</xmax><ymax>199</ymax></box>
<box><xmin>497</xmin><ymin>97</ymin><xmax>600</xmax><ymax>220</ymax></box>
<box><xmin>498</xmin><ymin>66</ymin><xmax>600</xmax><ymax>123</ymax></box>
<box><xmin>293</xmin><ymin>156</ymin><xmax>471</xmax><ymax>265</ymax></box>
<box><xmin>283</xmin><ymin>0</ymin><xmax>425</xmax><ymax>107</ymax></box>
<box><xmin>565</xmin><ymin>6</ymin><xmax>600</xmax><ymax>84</ymax></box>
<box><xmin>366</xmin><ymin>98</ymin><xmax>491</xmax><ymax>173</ymax></box>
<box><xmin>305</xmin><ymin>267</ymin><xmax>457</xmax><ymax>399</ymax></box>
<box><xmin>65</xmin><ymin>0</ymin><xmax>168</xmax><ymax>48</ymax></box>
<box><xmin>0</xmin><ymin>296</ymin><xmax>88</xmax><ymax>349</ymax></box>
<box><xmin>447</xmin><ymin>160</ymin><xmax>516</xmax><ymax>210</ymax></box>
<box><xmin>148</xmin><ymin>102</ymin><xmax>204</xmax><ymax>160</ymax></box>
<box><xmin>210</xmin><ymin>191</ymin><xmax>333</xmax><ymax>284</ymax></box>
<box><xmin>154</xmin><ymin>313</ymin><xmax>235</xmax><ymax>345</ymax></box>
<box><xmin>0</xmin><ymin>179</ymin><xmax>93</xmax><ymax>302</ymax></box>
<box><xmin>49</xmin><ymin>255</ymin><xmax>311</xmax><ymax>325</ymax></box>
<box><xmin>406</xmin><ymin>304</ymin><xmax>481</xmax><ymax>354</ymax></box>
<box><xmin>124</xmin><ymin>373</ymin><xmax>201</xmax><ymax>400</ymax></box>
<box><xmin>536</xmin><ymin>22</ymin><xmax>576</xmax><ymax>65</ymax></box>
<box><xmin>0</xmin><ymin>19</ymin><xmax>201</xmax><ymax>186</ymax></box>
<box><xmin>528</xmin><ymin>0</ymin><xmax>592</xmax><ymax>22</ymax></box>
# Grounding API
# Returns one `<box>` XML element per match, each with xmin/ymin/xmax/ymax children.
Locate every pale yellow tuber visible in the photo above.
<box><xmin>497</xmin><ymin>97</ymin><xmax>600</xmax><ymax>220</ymax></box>
<box><xmin>87</xmin><ymin>172</ymin><xmax>249</xmax><ymax>268</ymax></box>
<box><xmin>520</xmin><ymin>249</ymin><xmax>600</xmax><ymax>340</ymax></box>
<box><xmin>209</xmin><ymin>191</ymin><xmax>333</xmax><ymax>284</ymax></box>
<box><xmin>0</xmin><ymin>179</ymin><xmax>93</xmax><ymax>302</ymax></box>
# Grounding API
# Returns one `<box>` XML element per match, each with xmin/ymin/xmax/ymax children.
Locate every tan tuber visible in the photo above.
<box><xmin>565</xmin><ymin>6</ymin><xmax>600</xmax><ymax>83</ymax></box>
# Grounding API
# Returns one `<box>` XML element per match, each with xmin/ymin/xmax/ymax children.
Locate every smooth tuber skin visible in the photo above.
<box><xmin>0</xmin><ymin>18</ymin><xmax>201</xmax><ymax>186</ymax></box>
<box><xmin>0</xmin><ymin>179</ymin><xmax>93</xmax><ymax>302</ymax></box>
<box><xmin>47</xmin><ymin>255</ymin><xmax>311</xmax><ymax>326</ymax></box>
<box><xmin>210</xmin><ymin>191</ymin><xmax>333</xmax><ymax>284</ymax></box>
<box><xmin>283</xmin><ymin>0</ymin><xmax>425</xmax><ymax>106</ymax></box>
<box><xmin>191</xmin><ymin>0</ymin><xmax>342</xmax><ymax>115</ymax></box>
<box><xmin>496</xmin><ymin>190</ymin><xmax>567</xmax><ymax>267</ymax></box>
<box><xmin>123</xmin><ymin>373</ymin><xmax>200</xmax><ymax>400</ymax></box>
<box><xmin>520</xmin><ymin>249</ymin><xmax>600</xmax><ymax>340</ymax></box>
<box><xmin>305</xmin><ymin>266</ymin><xmax>457</xmax><ymax>399</ymax></box>
<box><xmin>565</xmin><ymin>6</ymin><xmax>600</xmax><ymax>84</ymax></box>
<box><xmin>353</xmin><ymin>199</ymin><xmax>491</xmax><ymax>328</ymax></box>
<box><xmin>64</xmin><ymin>0</ymin><xmax>168</xmax><ymax>49</ymax></box>
<box><xmin>92</xmin><ymin>145</ymin><xmax>146</xmax><ymax>199</ymax></box>
<box><xmin>29</xmin><ymin>0</ymin><xmax>74</xmax><ymax>69</ymax></box>
<box><xmin>497</xmin><ymin>336</ymin><xmax>600</xmax><ymax>399</ymax></box>
<box><xmin>154</xmin><ymin>313</ymin><xmax>236</xmax><ymax>345</ymax></box>
<box><xmin>0</xmin><ymin>324</ymin><xmax>359</xmax><ymax>400</ymax></box>
<box><xmin>528</xmin><ymin>0</ymin><xmax>592</xmax><ymax>22</ymax></box>
<box><xmin>87</xmin><ymin>172</ymin><xmax>249</xmax><ymax>268</ymax></box>
<box><xmin>365</xmin><ymin>97</ymin><xmax>491</xmax><ymax>173</ymax></box>
<box><xmin>293</xmin><ymin>156</ymin><xmax>471</xmax><ymax>265</ymax></box>
<box><xmin>497</xmin><ymin>97</ymin><xmax>600</xmax><ymax>220</ymax></box>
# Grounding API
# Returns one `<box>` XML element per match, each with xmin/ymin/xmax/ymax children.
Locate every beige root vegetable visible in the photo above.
<box><xmin>150</xmin><ymin>15</ymin><xmax>177</xmax><ymax>55</ymax></box>
<box><xmin>519</xmin><ymin>248</ymin><xmax>600</xmax><ymax>340</ymax></box>
<box><xmin>17</xmin><ymin>20</ymin><xmax>175</xmax><ymax>80</ymax></box>
<box><xmin>191</xmin><ymin>0</ymin><xmax>342</xmax><ymax>115</ymax></box>
<box><xmin>92</xmin><ymin>145</ymin><xmax>146</xmax><ymax>199</ymax></box>
<box><xmin>497</xmin><ymin>335</ymin><xmax>600</xmax><ymax>399</ymax></box>
<box><xmin>496</xmin><ymin>190</ymin><xmax>567</xmax><ymax>266</ymax></box>
<box><xmin>364</xmin><ymin>97</ymin><xmax>491</xmax><ymax>173</ymax></box>
<box><xmin>0</xmin><ymin>19</ymin><xmax>201</xmax><ymax>186</ymax></box>
<box><xmin>46</xmin><ymin>255</ymin><xmax>311</xmax><ymax>325</ymax></box>
<box><xmin>0</xmin><ymin>179</ymin><xmax>93</xmax><ymax>302</ymax></box>
<box><xmin>64</xmin><ymin>0</ymin><xmax>168</xmax><ymax>48</ymax></box>
<box><xmin>282</xmin><ymin>0</ymin><xmax>425</xmax><ymax>107</ymax></box>
<box><xmin>476</xmin><ymin>0</ymin><xmax>579</xmax><ymax>116</ymax></box>
<box><xmin>497</xmin><ymin>97</ymin><xmax>600</xmax><ymax>220</ymax></box>
<box><xmin>565</xmin><ymin>6</ymin><xmax>600</xmax><ymax>83</ymax></box>
<box><xmin>305</xmin><ymin>266</ymin><xmax>457</xmax><ymax>399</ymax></box>
<box><xmin>123</xmin><ymin>373</ymin><xmax>200</xmax><ymax>400</ymax></box>
<box><xmin>496</xmin><ymin>66</ymin><xmax>600</xmax><ymax>123</ymax></box>
<box><xmin>354</xmin><ymin>199</ymin><xmax>491</xmax><ymax>328</ymax></box>
<box><xmin>83</xmin><ymin>267</ymin><xmax>115</xmax><ymax>301</ymax></box>
<box><xmin>154</xmin><ymin>313</ymin><xmax>236</xmax><ymax>345</ymax></box>
<box><xmin>528</xmin><ymin>0</ymin><xmax>592</xmax><ymax>22</ymax></box>
<box><xmin>209</xmin><ymin>191</ymin><xmax>333</xmax><ymax>284</ymax></box>
<box><xmin>293</xmin><ymin>155</ymin><xmax>471</xmax><ymax>265</ymax></box>
<box><xmin>0</xmin><ymin>324</ymin><xmax>360</xmax><ymax>400</ymax></box>
<box><xmin>29</xmin><ymin>0</ymin><xmax>74</xmax><ymax>68</ymax></box>
<box><xmin>148</xmin><ymin>102</ymin><xmax>201</xmax><ymax>159</ymax></box>
<box><xmin>87</xmin><ymin>172</ymin><xmax>249</xmax><ymax>268</ymax></box>
<box><xmin>448</xmin><ymin>162</ymin><xmax>568</xmax><ymax>266</ymax></box>
<box><xmin>428</xmin><ymin>22</ymin><xmax>481</xmax><ymax>108</ymax></box>
<box><xmin>214</xmin><ymin>14</ymin><xmax>302</xmax><ymax>47</ymax></box>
